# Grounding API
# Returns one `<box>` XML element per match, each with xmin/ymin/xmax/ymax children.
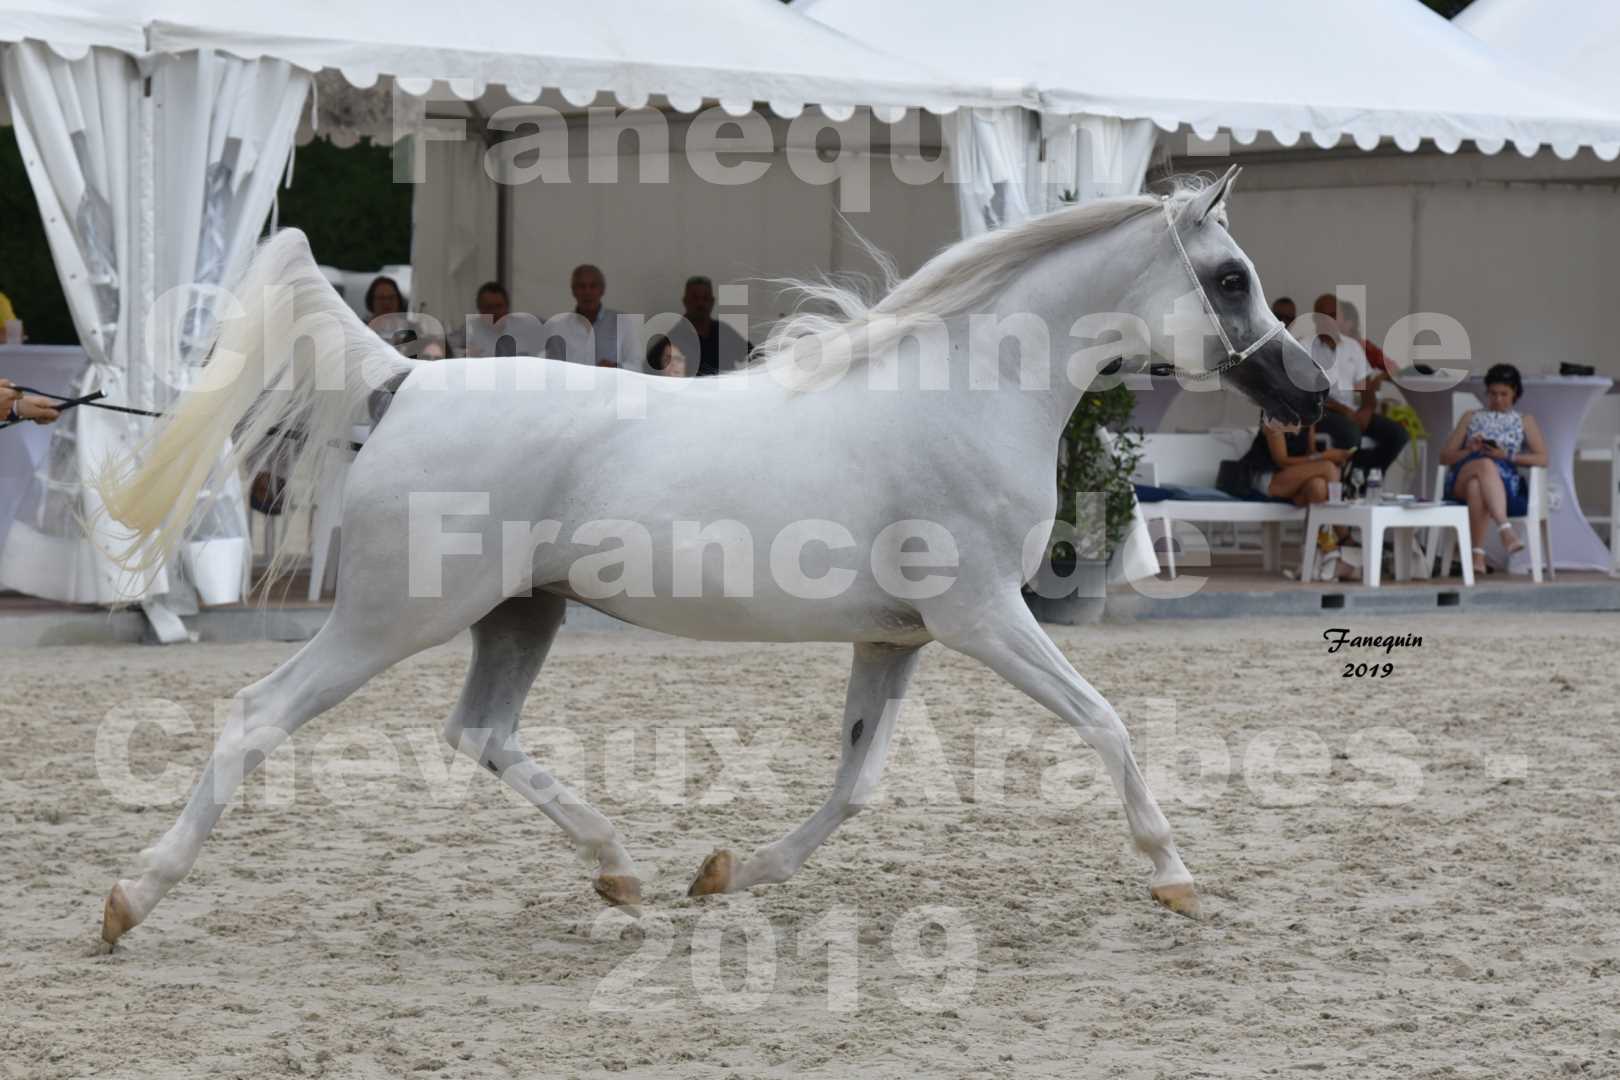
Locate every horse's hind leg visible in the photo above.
<box><xmin>444</xmin><ymin>593</ymin><xmax>643</xmax><ymax>909</ymax></box>
<box><xmin>101</xmin><ymin>619</ymin><xmax>423</xmax><ymax>945</ymax></box>
<box><xmin>688</xmin><ymin>642</ymin><xmax>921</xmax><ymax>896</ymax></box>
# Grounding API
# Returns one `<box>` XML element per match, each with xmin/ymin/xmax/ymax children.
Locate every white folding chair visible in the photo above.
<box><xmin>1430</xmin><ymin>463</ymin><xmax>1553</xmax><ymax>582</ymax></box>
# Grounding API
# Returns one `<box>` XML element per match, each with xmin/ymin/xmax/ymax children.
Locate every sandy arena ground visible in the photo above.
<box><xmin>2</xmin><ymin>610</ymin><xmax>1618</xmax><ymax>1079</ymax></box>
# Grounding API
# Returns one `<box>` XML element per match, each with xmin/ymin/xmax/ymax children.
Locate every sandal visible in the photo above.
<box><xmin>1497</xmin><ymin>522</ymin><xmax>1525</xmax><ymax>555</ymax></box>
<box><xmin>1471</xmin><ymin>546</ymin><xmax>1492</xmax><ymax>575</ymax></box>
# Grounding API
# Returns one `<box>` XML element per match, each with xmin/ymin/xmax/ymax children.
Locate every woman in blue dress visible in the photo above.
<box><xmin>1437</xmin><ymin>364</ymin><xmax>1548</xmax><ymax>575</ymax></box>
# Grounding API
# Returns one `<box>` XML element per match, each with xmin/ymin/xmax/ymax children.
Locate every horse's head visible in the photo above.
<box><xmin>1133</xmin><ymin>167</ymin><xmax>1328</xmax><ymax>426</ymax></box>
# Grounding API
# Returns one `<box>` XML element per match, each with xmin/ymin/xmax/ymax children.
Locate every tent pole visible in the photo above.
<box><xmin>467</xmin><ymin>99</ymin><xmax>511</xmax><ymax>291</ymax></box>
<box><xmin>496</xmin><ymin>152</ymin><xmax>511</xmax><ymax>291</ymax></box>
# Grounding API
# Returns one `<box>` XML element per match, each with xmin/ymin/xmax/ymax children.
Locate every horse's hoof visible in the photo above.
<box><xmin>1150</xmin><ymin>881</ymin><xmax>1200</xmax><ymax>918</ymax></box>
<box><xmin>687</xmin><ymin>849</ymin><xmax>735</xmax><ymax>898</ymax></box>
<box><xmin>592</xmin><ymin>874</ymin><xmax>643</xmax><ymax>911</ymax></box>
<box><xmin>101</xmin><ymin>882</ymin><xmax>140</xmax><ymax>945</ymax></box>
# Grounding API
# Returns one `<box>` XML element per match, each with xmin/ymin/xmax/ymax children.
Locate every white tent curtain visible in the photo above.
<box><xmin>1040</xmin><ymin>113</ymin><xmax>1157</xmax><ymax>206</ymax></box>
<box><xmin>941</xmin><ymin>106</ymin><xmax>1040</xmax><ymax>238</ymax></box>
<box><xmin>0</xmin><ymin>41</ymin><xmax>308</xmax><ymax>606</ymax></box>
<box><xmin>941</xmin><ymin>107</ymin><xmax>1157</xmax><ymax>234</ymax></box>
<box><xmin>409</xmin><ymin>132</ymin><xmax>497</xmax><ymax>340</ymax></box>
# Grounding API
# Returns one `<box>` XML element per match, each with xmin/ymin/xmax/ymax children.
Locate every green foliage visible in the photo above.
<box><xmin>0</xmin><ymin>128</ymin><xmax>75</xmax><ymax>344</ymax></box>
<box><xmin>275</xmin><ymin>138</ymin><xmax>412</xmax><ymax>269</ymax></box>
<box><xmin>0</xmin><ymin>130</ymin><xmax>410</xmax><ymax>347</ymax></box>
<box><xmin>1055</xmin><ymin>383</ymin><xmax>1142</xmax><ymax>561</ymax></box>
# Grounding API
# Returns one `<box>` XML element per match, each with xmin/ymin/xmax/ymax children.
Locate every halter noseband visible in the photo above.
<box><xmin>1161</xmin><ymin>197</ymin><xmax>1286</xmax><ymax>383</ymax></box>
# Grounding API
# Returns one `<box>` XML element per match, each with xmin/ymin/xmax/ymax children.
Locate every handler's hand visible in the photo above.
<box><xmin>13</xmin><ymin>393</ymin><xmax>59</xmax><ymax>423</ymax></box>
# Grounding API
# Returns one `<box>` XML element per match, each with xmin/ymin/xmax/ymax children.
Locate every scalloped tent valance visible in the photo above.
<box><xmin>0</xmin><ymin>0</ymin><xmax>1021</xmax><ymax>121</ymax></box>
<box><xmin>795</xmin><ymin>0</ymin><xmax>1620</xmax><ymax>161</ymax></box>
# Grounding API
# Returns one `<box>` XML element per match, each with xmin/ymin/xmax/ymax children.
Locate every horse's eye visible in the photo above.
<box><xmin>1219</xmin><ymin>271</ymin><xmax>1247</xmax><ymax>294</ymax></box>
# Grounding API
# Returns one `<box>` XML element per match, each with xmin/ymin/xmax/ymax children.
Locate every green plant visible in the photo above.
<box><xmin>1380</xmin><ymin>399</ymin><xmax>1428</xmax><ymax>476</ymax></box>
<box><xmin>1054</xmin><ymin>383</ymin><xmax>1143</xmax><ymax>562</ymax></box>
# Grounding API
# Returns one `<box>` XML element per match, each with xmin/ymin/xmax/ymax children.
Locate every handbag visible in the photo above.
<box><xmin>1215</xmin><ymin>459</ymin><xmax>1252</xmax><ymax>498</ymax></box>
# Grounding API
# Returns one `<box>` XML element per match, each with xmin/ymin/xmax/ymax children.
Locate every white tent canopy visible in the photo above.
<box><xmin>0</xmin><ymin>0</ymin><xmax>1018</xmax><ymax>618</ymax></box>
<box><xmin>797</xmin><ymin>0</ymin><xmax>1620</xmax><ymax>159</ymax></box>
<box><xmin>1459</xmin><ymin>0</ymin><xmax>1620</xmax><ymax>107</ymax></box>
<box><xmin>796</xmin><ymin>0</ymin><xmax>1156</xmax><ymax>245</ymax></box>
<box><xmin>0</xmin><ymin>0</ymin><xmax>1015</xmax><ymax>118</ymax></box>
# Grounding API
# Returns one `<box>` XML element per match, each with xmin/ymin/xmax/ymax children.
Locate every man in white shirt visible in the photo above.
<box><xmin>1310</xmin><ymin>293</ymin><xmax>1407</xmax><ymax>479</ymax></box>
<box><xmin>545</xmin><ymin>264</ymin><xmax>637</xmax><ymax>369</ymax></box>
<box><xmin>450</xmin><ymin>281</ymin><xmax>513</xmax><ymax>357</ymax></box>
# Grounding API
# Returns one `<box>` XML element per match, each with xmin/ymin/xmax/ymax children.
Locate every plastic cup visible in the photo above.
<box><xmin>1327</xmin><ymin>481</ymin><xmax>1343</xmax><ymax>503</ymax></box>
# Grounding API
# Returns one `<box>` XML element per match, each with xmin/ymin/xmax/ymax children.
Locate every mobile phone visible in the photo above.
<box><xmin>1482</xmin><ymin>438</ymin><xmax>1500</xmax><ymax>450</ymax></box>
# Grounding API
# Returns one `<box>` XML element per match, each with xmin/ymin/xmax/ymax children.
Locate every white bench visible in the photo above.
<box><xmin>1136</xmin><ymin>432</ymin><xmax>1307</xmax><ymax>577</ymax></box>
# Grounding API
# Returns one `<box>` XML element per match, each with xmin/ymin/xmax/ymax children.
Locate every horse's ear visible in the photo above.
<box><xmin>1178</xmin><ymin>165</ymin><xmax>1242</xmax><ymax>227</ymax></box>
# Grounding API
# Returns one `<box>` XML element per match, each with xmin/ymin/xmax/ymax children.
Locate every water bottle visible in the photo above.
<box><xmin>1366</xmin><ymin>468</ymin><xmax>1383</xmax><ymax>504</ymax></box>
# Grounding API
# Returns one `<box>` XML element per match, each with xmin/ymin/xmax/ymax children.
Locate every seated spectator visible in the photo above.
<box><xmin>1238</xmin><ymin>419</ymin><xmax>1357</xmax><ymax>580</ymax></box>
<box><xmin>0</xmin><ymin>289</ymin><xmax>19</xmax><ymax>342</ymax></box>
<box><xmin>0</xmin><ymin>378</ymin><xmax>59</xmax><ymax>424</ymax></box>
<box><xmin>476</xmin><ymin>281</ymin><xmax>510</xmax><ymax>324</ymax></box>
<box><xmin>1309</xmin><ymin>293</ymin><xmax>1407</xmax><ymax>481</ymax></box>
<box><xmin>646</xmin><ymin>335</ymin><xmax>690</xmax><ymax>377</ymax></box>
<box><xmin>365</xmin><ymin>276</ymin><xmax>405</xmax><ymax>321</ymax></box>
<box><xmin>548</xmin><ymin>265</ymin><xmax>634</xmax><ymax>368</ymax></box>
<box><xmin>365</xmin><ymin>275</ymin><xmax>418</xmax><ymax>351</ymax></box>
<box><xmin>1337</xmin><ymin>299</ymin><xmax>1390</xmax><ymax>373</ymax></box>
<box><xmin>1437</xmin><ymin>362</ymin><xmax>1548</xmax><ymax>576</ymax></box>
<box><xmin>1238</xmin><ymin>421</ymin><xmax>1347</xmax><ymax>505</ymax></box>
<box><xmin>681</xmin><ymin>275</ymin><xmax>752</xmax><ymax>376</ymax></box>
<box><xmin>450</xmin><ymin>282</ymin><xmax>512</xmax><ymax>357</ymax></box>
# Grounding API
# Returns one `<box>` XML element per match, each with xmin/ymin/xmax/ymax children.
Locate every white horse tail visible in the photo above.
<box><xmin>96</xmin><ymin>227</ymin><xmax>415</xmax><ymax>594</ymax></box>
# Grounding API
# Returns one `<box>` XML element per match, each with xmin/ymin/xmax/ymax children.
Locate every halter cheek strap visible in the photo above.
<box><xmin>1162</xmin><ymin>198</ymin><xmax>1286</xmax><ymax>382</ymax></box>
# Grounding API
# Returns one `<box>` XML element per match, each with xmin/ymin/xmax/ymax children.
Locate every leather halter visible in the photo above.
<box><xmin>1161</xmin><ymin>197</ymin><xmax>1287</xmax><ymax>383</ymax></box>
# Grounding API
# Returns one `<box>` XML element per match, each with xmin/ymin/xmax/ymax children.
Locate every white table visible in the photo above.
<box><xmin>1392</xmin><ymin>372</ymin><xmax>1613</xmax><ymax>572</ymax></box>
<box><xmin>1302</xmin><ymin>500</ymin><xmax>1475</xmax><ymax>588</ymax></box>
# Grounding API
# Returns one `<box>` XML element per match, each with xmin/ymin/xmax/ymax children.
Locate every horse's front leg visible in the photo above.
<box><xmin>928</xmin><ymin>591</ymin><xmax>1198</xmax><ymax>915</ymax></box>
<box><xmin>688</xmin><ymin>642</ymin><xmax>921</xmax><ymax>896</ymax></box>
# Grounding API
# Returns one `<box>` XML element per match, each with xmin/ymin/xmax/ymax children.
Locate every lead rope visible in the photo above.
<box><xmin>1161</xmin><ymin>197</ymin><xmax>1286</xmax><ymax>383</ymax></box>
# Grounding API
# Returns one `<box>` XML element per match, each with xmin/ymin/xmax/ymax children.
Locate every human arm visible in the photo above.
<box><xmin>1502</xmin><ymin>414</ymin><xmax>1548</xmax><ymax>468</ymax></box>
<box><xmin>1266</xmin><ymin>425</ymin><xmax>1343</xmax><ymax>467</ymax></box>
<box><xmin>1436</xmin><ymin>411</ymin><xmax>1479</xmax><ymax>466</ymax></box>
<box><xmin>1352</xmin><ymin>370</ymin><xmax>1388</xmax><ymax>428</ymax></box>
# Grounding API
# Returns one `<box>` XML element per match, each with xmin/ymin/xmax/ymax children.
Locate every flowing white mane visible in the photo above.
<box><xmin>749</xmin><ymin>185</ymin><xmax>1211</xmax><ymax>392</ymax></box>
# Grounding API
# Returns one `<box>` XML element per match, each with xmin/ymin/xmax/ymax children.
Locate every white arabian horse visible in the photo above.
<box><xmin>96</xmin><ymin>166</ymin><xmax>1326</xmax><ymax>946</ymax></box>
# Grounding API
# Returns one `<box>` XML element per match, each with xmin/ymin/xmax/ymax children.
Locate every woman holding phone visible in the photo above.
<box><xmin>1437</xmin><ymin>363</ymin><xmax>1547</xmax><ymax>575</ymax></box>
